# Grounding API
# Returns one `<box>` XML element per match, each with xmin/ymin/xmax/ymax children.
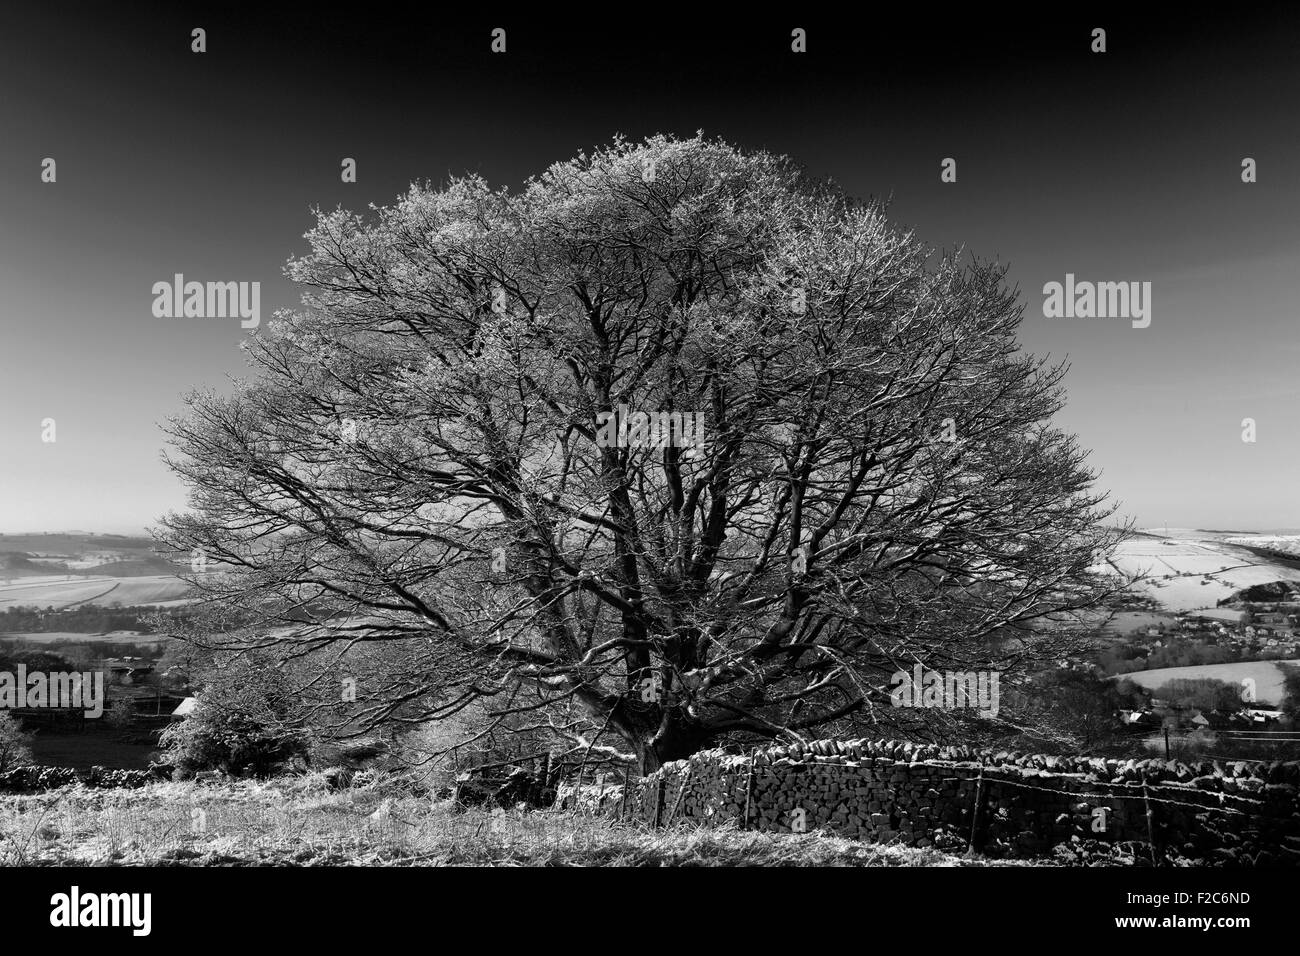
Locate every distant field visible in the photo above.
<box><xmin>1117</xmin><ymin>660</ymin><xmax>1300</xmax><ymax>705</ymax></box>
<box><xmin>99</xmin><ymin>577</ymin><xmax>194</xmax><ymax>604</ymax></box>
<box><xmin>1105</xmin><ymin>535</ymin><xmax>1300</xmax><ymax>612</ymax></box>
<box><xmin>80</xmin><ymin>558</ymin><xmax>183</xmax><ymax>577</ymax></box>
<box><xmin>0</xmin><ymin>575</ymin><xmax>191</xmax><ymax>609</ymax></box>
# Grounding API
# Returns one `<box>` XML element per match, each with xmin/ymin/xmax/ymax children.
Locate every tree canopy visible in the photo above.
<box><xmin>158</xmin><ymin>134</ymin><xmax>1124</xmax><ymax>772</ymax></box>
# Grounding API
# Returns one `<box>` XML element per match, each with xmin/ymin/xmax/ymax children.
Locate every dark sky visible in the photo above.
<box><xmin>2</xmin><ymin>3</ymin><xmax>1298</xmax><ymax>532</ymax></box>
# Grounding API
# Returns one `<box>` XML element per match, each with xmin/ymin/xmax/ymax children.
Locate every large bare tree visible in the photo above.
<box><xmin>158</xmin><ymin>135</ymin><xmax>1126</xmax><ymax>773</ymax></box>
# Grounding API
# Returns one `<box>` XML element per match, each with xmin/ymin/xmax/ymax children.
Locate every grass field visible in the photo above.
<box><xmin>0</xmin><ymin>777</ymin><xmax>978</xmax><ymax>866</ymax></box>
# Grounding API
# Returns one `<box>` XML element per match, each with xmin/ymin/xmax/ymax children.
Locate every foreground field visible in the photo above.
<box><xmin>0</xmin><ymin>777</ymin><xmax>974</xmax><ymax>867</ymax></box>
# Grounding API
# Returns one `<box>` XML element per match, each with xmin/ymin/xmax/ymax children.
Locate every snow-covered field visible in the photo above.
<box><xmin>1102</xmin><ymin>531</ymin><xmax>1300</xmax><ymax>612</ymax></box>
<box><xmin>0</xmin><ymin>574</ymin><xmax>192</xmax><ymax>609</ymax></box>
<box><xmin>1120</xmin><ymin>660</ymin><xmax>1300</xmax><ymax>705</ymax></box>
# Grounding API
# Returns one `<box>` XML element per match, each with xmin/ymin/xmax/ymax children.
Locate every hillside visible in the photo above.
<box><xmin>0</xmin><ymin>533</ymin><xmax>181</xmax><ymax>579</ymax></box>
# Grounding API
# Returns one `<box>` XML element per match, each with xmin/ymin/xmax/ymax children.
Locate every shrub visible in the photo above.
<box><xmin>159</xmin><ymin>657</ymin><xmax>310</xmax><ymax>778</ymax></box>
<box><xmin>0</xmin><ymin>711</ymin><xmax>34</xmax><ymax>773</ymax></box>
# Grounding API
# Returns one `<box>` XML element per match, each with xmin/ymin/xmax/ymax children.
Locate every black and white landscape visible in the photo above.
<box><xmin>1</xmin><ymin>5</ymin><xmax>1299</xmax><ymax>916</ymax></box>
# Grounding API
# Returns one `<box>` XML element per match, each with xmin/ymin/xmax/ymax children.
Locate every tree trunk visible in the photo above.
<box><xmin>630</xmin><ymin>713</ymin><xmax>713</xmax><ymax>776</ymax></box>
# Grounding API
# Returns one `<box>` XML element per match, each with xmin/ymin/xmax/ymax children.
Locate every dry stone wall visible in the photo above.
<box><xmin>0</xmin><ymin>765</ymin><xmax>161</xmax><ymax>792</ymax></box>
<box><xmin>624</xmin><ymin>738</ymin><xmax>1300</xmax><ymax>864</ymax></box>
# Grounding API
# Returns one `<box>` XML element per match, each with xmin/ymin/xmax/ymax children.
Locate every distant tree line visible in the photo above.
<box><xmin>0</xmin><ymin>647</ymin><xmax>78</xmax><ymax>674</ymax></box>
<box><xmin>1152</xmin><ymin>678</ymin><xmax>1248</xmax><ymax>713</ymax></box>
<box><xmin>0</xmin><ymin>604</ymin><xmax>189</xmax><ymax>635</ymax></box>
<box><xmin>1097</xmin><ymin>635</ymin><xmax>1286</xmax><ymax>676</ymax></box>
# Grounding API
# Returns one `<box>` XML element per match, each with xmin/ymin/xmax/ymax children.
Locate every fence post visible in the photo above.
<box><xmin>1142</xmin><ymin>782</ymin><xmax>1160</xmax><ymax>866</ymax></box>
<box><xmin>652</xmin><ymin>777</ymin><xmax>664</xmax><ymax>828</ymax></box>
<box><xmin>742</xmin><ymin>751</ymin><xmax>756</xmax><ymax>831</ymax></box>
<box><xmin>966</xmin><ymin>768</ymin><xmax>985</xmax><ymax>857</ymax></box>
<box><xmin>617</xmin><ymin>764</ymin><xmax>630</xmax><ymax>824</ymax></box>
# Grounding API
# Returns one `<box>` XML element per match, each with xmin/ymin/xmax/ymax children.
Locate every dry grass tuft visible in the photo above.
<box><xmin>0</xmin><ymin>778</ymin><xmax>984</xmax><ymax>866</ymax></box>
